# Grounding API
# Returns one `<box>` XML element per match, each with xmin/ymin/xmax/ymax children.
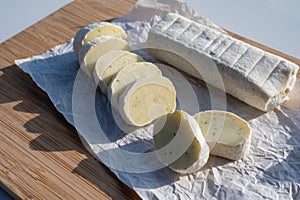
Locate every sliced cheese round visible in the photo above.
<box><xmin>194</xmin><ymin>110</ymin><xmax>251</xmax><ymax>161</ymax></box>
<box><xmin>153</xmin><ymin>111</ymin><xmax>209</xmax><ymax>174</ymax></box>
<box><xmin>78</xmin><ymin>36</ymin><xmax>130</xmax><ymax>76</ymax></box>
<box><xmin>93</xmin><ymin>50</ymin><xmax>144</xmax><ymax>93</ymax></box>
<box><xmin>108</xmin><ymin>62</ymin><xmax>162</xmax><ymax>110</ymax></box>
<box><xmin>73</xmin><ymin>22</ymin><xmax>127</xmax><ymax>56</ymax></box>
<box><xmin>119</xmin><ymin>76</ymin><xmax>176</xmax><ymax>127</ymax></box>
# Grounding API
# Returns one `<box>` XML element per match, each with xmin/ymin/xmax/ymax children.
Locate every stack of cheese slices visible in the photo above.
<box><xmin>73</xmin><ymin>22</ymin><xmax>176</xmax><ymax>127</ymax></box>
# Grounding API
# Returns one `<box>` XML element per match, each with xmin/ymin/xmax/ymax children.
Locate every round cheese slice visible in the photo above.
<box><xmin>108</xmin><ymin>62</ymin><xmax>162</xmax><ymax>111</ymax></box>
<box><xmin>194</xmin><ymin>110</ymin><xmax>251</xmax><ymax>161</ymax></box>
<box><xmin>78</xmin><ymin>36</ymin><xmax>130</xmax><ymax>76</ymax></box>
<box><xmin>153</xmin><ymin>111</ymin><xmax>209</xmax><ymax>174</ymax></box>
<box><xmin>93</xmin><ymin>50</ymin><xmax>144</xmax><ymax>93</ymax></box>
<box><xmin>119</xmin><ymin>76</ymin><xmax>176</xmax><ymax>127</ymax></box>
<box><xmin>73</xmin><ymin>22</ymin><xmax>127</xmax><ymax>56</ymax></box>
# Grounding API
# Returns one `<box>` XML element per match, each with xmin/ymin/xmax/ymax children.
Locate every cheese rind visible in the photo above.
<box><xmin>73</xmin><ymin>22</ymin><xmax>127</xmax><ymax>56</ymax></box>
<box><xmin>119</xmin><ymin>76</ymin><xmax>176</xmax><ymax>126</ymax></box>
<box><xmin>147</xmin><ymin>13</ymin><xmax>299</xmax><ymax>111</ymax></box>
<box><xmin>153</xmin><ymin>111</ymin><xmax>209</xmax><ymax>174</ymax></box>
<box><xmin>194</xmin><ymin>110</ymin><xmax>251</xmax><ymax>160</ymax></box>
<box><xmin>78</xmin><ymin>37</ymin><xmax>130</xmax><ymax>77</ymax></box>
<box><xmin>93</xmin><ymin>50</ymin><xmax>144</xmax><ymax>93</ymax></box>
<box><xmin>108</xmin><ymin>62</ymin><xmax>162</xmax><ymax>110</ymax></box>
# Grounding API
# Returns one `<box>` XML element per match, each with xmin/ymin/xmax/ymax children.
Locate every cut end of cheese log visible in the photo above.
<box><xmin>78</xmin><ymin>37</ymin><xmax>130</xmax><ymax>77</ymax></box>
<box><xmin>153</xmin><ymin>111</ymin><xmax>209</xmax><ymax>174</ymax></box>
<box><xmin>119</xmin><ymin>76</ymin><xmax>176</xmax><ymax>127</ymax></box>
<box><xmin>146</xmin><ymin>13</ymin><xmax>299</xmax><ymax>111</ymax></box>
<box><xmin>194</xmin><ymin>110</ymin><xmax>251</xmax><ymax>161</ymax></box>
<box><xmin>108</xmin><ymin>62</ymin><xmax>162</xmax><ymax>110</ymax></box>
<box><xmin>73</xmin><ymin>22</ymin><xmax>127</xmax><ymax>56</ymax></box>
<box><xmin>93</xmin><ymin>50</ymin><xmax>144</xmax><ymax>94</ymax></box>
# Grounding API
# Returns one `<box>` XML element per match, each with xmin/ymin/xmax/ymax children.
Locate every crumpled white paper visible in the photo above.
<box><xmin>15</xmin><ymin>0</ymin><xmax>300</xmax><ymax>199</ymax></box>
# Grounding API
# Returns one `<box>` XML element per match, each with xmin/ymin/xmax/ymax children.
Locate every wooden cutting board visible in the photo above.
<box><xmin>0</xmin><ymin>0</ymin><xmax>299</xmax><ymax>199</ymax></box>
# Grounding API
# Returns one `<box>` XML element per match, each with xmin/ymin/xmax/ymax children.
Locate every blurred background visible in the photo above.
<box><xmin>0</xmin><ymin>0</ymin><xmax>72</xmax><ymax>43</ymax></box>
<box><xmin>0</xmin><ymin>0</ymin><xmax>299</xmax><ymax>58</ymax></box>
<box><xmin>0</xmin><ymin>0</ymin><xmax>299</xmax><ymax>198</ymax></box>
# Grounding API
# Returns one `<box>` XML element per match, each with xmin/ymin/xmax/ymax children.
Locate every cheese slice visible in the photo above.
<box><xmin>78</xmin><ymin>37</ymin><xmax>130</xmax><ymax>76</ymax></box>
<box><xmin>146</xmin><ymin>13</ymin><xmax>299</xmax><ymax>111</ymax></box>
<box><xmin>119</xmin><ymin>76</ymin><xmax>176</xmax><ymax>126</ymax></box>
<box><xmin>73</xmin><ymin>22</ymin><xmax>127</xmax><ymax>56</ymax></box>
<box><xmin>194</xmin><ymin>110</ymin><xmax>251</xmax><ymax>160</ymax></box>
<box><xmin>153</xmin><ymin>111</ymin><xmax>209</xmax><ymax>174</ymax></box>
<box><xmin>108</xmin><ymin>62</ymin><xmax>162</xmax><ymax>110</ymax></box>
<box><xmin>93</xmin><ymin>50</ymin><xmax>144</xmax><ymax>93</ymax></box>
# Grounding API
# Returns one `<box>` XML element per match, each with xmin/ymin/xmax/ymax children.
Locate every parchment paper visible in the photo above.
<box><xmin>15</xmin><ymin>0</ymin><xmax>300</xmax><ymax>199</ymax></box>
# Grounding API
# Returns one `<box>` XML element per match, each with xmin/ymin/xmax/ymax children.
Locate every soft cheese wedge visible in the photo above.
<box><xmin>73</xmin><ymin>22</ymin><xmax>127</xmax><ymax>56</ymax></box>
<box><xmin>119</xmin><ymin>76</ymin><xmax>176</xmax><ymax>126</ymax></box>
<box><xmin>93</xmin><ymin>50</ymin><xmax>144</xmax><ymax>93</ymax></box>
<box><xmin>78</xmin><ymin>37</ymin><xmax>130</xmax><ymax>76</ymax></box>
<box><xmin>194</xmin><ymin>110</ymin><xmax>251</xmax><ymax>160</ymax></box>
<box><xmin>147</xmin><ymin>13</ymin><xmax>299</xmax><ymax>111</ymax></box>
<box><xmin>108</xmin><ymin>62</ymin><xmax>162</xmax><ymax>110</ymax></box>
<box><xmin>153</xmin><ymin>111</ymin><xmax>209</xmax><ymax>174</ymax></box>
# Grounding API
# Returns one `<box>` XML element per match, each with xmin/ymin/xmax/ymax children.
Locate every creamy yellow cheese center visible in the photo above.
<box><xmin>84</xmin><ymin>39</ymin><xmax>129</xmax><ymax>75</ymax></box>
<box><xmin>195</xmin><ymin>111</ymin><xmax>250</xmax><ymax>147</ymax></box>
<box><xmin>110</xmin><ymin>62</ymin><xmax>161</xmax><ymax>104</ymax></box>
<box><xmin>128</xmin><ymin>84</ymin><xmax>176</xmax><ymax>125</ymax></box>
<box><xmin>83</xmin><ymin>26</ymin><xmax>127</xmax><ymax>46</ymax></box>
<box><xmin>102</xmin><ymin>53</ymin><xmax>144</xmax><ymax>86</ymax></box>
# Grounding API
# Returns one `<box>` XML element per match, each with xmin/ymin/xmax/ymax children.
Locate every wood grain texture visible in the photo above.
<box><xmin>0</xmin><ymin>0</ymin><xmax>140</xmax><ymax>199</ymax></box>
<box><xmin>0</xmin><ymin>0</ymin><xmax>299</xmax><ymax>199</ymax></box>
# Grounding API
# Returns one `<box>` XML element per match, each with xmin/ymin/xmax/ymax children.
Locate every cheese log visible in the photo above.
<box><xmin>146</xmin><ymin>13</ymin><xmax>299</xmax><ymax>111</ymax></box>
<box><xmin>108</xmin><ymin>62</ymin><xmax>162</xmax><ymax>110</ymax></box>
<box><xmin>78</xmin><ymin>37</ymin><xmax>130</xmax><ymax>76</ymax></box>
<box><xmin>119</xmin><ymin>76</ymin><xmax>176</xmax><ymax>126</ymax></box>
<box><xmin>153</xmin><ymin>111</ymin><xmax>209</xmax><ymax>174</ymax></box>
<box><xmin>93</xmin><ymin>50</ymin><xmax>144</xmax><ymax>93</ymax></box>
<box><xmin>194</xmin><ymin>110</ymin><xmax>251</xmax><ymax>160</ymax></box>
<box><xmin>73</xmin><ymin>22</ymin><xmax>127</xmax><ymax>56</ymax></box>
